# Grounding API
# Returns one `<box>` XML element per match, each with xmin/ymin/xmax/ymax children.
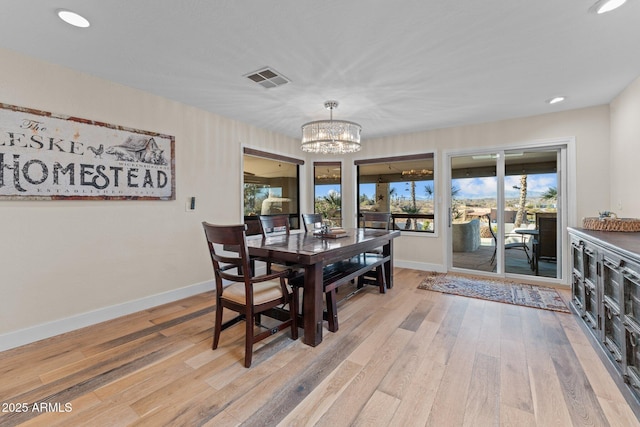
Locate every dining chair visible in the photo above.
<box><xmin>533</xmin><ymin>213</ymin><xmax>557</xmax><ymax>275</ymax></box>
<box><xmin>361</xmin><ymin>212</ymin><xmax>392</xmax><ymax>231</ymax></box>
<box><xmin>302</xmin><ymin>213</ymin><xmax>323</xmax><ymax>232</ymax></box>
<box><xmin>202</xmin><ymin>222</ymin><xmax>298</xmax><ymax>368</ymax></box>
<box><xmin>258</xmin><ymin>215</ymin><xmax>298</xmax><ymax>275</ymax></box>
<box><xmin>485</xmin><ymin>214</ymin><xmax>532</xmax><ymax>265</ymax></box>
<box><xmin>357</xmin><ymin>212</ymin><xmax>391</xmax><ymax>292</ymax></box>
<box><xmin>259</xmin><ymin>214</ymin><xmax>291</xmax><ymax>236</ymax></box>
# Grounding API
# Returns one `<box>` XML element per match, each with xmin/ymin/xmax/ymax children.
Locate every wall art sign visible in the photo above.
<box><xmin>0</xmin><ymin>102</ymin><xmax>175</xmax><ymax>200</ymax></box>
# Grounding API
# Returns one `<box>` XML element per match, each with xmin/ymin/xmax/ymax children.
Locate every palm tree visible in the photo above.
<box><xmin>316</xmin><ymin>190</ymin><xmax>341</xmax><ymax>224</ymax></box>
<box><xmin>451</xmin><ymin>184</ymin><xmax>463</xmax><ymax>220</ymax></box>
<box><xmin>410</xmin><ymin>181</ymin><xmax>417</xmax><ymax>210</ymax></box>
<box><xmin>541</xmin><ymin>186</ymin><xmax>557</xmax><ymax>203</ymax></box>
<box><xmin>323</xmin><ymin>190</ymin><xmax>341</xmax><ymax>208</ymax></box>
<box><xmin>401</xmin><ymin>181</ymin><xmax>418</xmax><ymax>229</ymax></box>
<box><xmin>514</xmin><ymin>175</ymin><xmax>527</xmax><ymax>227</ymax></box>
<box><xmin>389</xmin><ymin>186</ymin><xmax>397</xmax><ymax>203</ymax></box>
<box><xmin>424</xmin><ymin>184</ymin><xmax>434</xmax><ymax>199</ymax></box>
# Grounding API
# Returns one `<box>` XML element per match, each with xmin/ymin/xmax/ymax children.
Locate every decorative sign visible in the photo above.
<box><xmin>0</xmin><ymin>103</ymin><xmax>175</xmax><ymax>200</ymax></box>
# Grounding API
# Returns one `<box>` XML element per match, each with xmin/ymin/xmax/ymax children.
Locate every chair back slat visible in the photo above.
<box><xmin>202</xmin><ymin>222</ymin><xmax>253</xmax><ymax>291</ymax></box>
<box><xmin>361</xmin><ymin>212</ymin><xmax>391</xmax><ymax>230</ymax></box>
<box><xmin>302</xmin><ymin>213</ymin><xmax>323</xmax><ymax>232</ymax></box>
<box><xmin>536</xmin><ymin>213</ymin><xmax>557</xmax><ymax>259</ymax></box>
<box><xmin>259</xmin><ymin>215</ymin><xmax>291</xmax><ymax>237</ymax></box>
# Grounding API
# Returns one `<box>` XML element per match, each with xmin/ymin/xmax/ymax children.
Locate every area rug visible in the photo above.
<box><xmin>418</xmin><ymin>272</ymin><xmax>570</xmax><ymax>313</ymax></box>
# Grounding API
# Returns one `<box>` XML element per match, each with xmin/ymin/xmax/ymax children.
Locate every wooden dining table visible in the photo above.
<box><xmin>246</xmin><ymin>228</ymin><xmax>400</xmax><ymax>346</ymax></box>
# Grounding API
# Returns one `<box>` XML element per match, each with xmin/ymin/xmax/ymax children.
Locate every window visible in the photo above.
<box><xmin>243</xmin><ymin>148</ymin><xmax>302</xmax><ymax>234</ymax></box>
<box><xmin>314</xmin><ymin>161</ymin><xmax>342</xmax><ymax>227</ymax></box>
<box><xmin>356</xmin><ymin>153</ymin><xmax>435</xmax><ymax>232</ymax></box>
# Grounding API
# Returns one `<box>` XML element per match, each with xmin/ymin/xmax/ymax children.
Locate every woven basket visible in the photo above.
<box><xmin>583</xmin><ymin>217</ymin><xmax>640</xmax><ymax>232</ymax></box>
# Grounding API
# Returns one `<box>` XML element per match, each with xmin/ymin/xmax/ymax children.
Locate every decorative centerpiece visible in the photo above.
<box><xmin>314</xmin><ymin>223</ymin><xmax>348</xmax><ymax>238</ymax></box>
<box><xmin>582</xmin><ymin>211</ymin><xmax>640</xmax><ymax>232</ymax></box>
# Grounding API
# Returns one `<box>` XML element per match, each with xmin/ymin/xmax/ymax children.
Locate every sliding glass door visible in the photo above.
<box><xmin>449</xmin><ymin>147</ymin><xmax>562</xmax><ymax>280</ymax></box>
<box><xmin>450</xmin><ymin>154</ymin><xmax>498</xmax><ymax>271</ymax></box>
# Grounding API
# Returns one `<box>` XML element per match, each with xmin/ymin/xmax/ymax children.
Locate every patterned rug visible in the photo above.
<box><xmin>417</xmin><ymin>272</ymin><xmax>570</xmax><ymax>313</ymax></box>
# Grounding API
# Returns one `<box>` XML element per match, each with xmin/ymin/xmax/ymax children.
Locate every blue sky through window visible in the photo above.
<box><xmin>453</xmin><ymin>173</ymin><xmax>557</xmax><ymax>199</ymax></box>
<box><xmin>349</xmin><ymin>173</ymin><xmax>556</xmax><ymax>200</ymax></box>
<box><xmin>315</xmin><ymin>184</ymin><xmax>340</xmax><ymax>198</ymax></box>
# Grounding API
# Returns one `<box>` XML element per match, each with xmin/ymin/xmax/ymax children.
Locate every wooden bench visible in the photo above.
<box><xmin>290</xmin><ymin>253</ymin><xmax>389</xmax><ymax>332</ymax></box>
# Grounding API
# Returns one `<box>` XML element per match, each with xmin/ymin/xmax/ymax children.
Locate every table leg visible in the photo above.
<box><xmin>383</xmin><ymin>239</ymin><xmax>394</xmax><ymax>288</ymax></box>
<box><xmin>303</xmin><ymin>262</ymin><xmax>323</xmax><ymax>346</ymax></box>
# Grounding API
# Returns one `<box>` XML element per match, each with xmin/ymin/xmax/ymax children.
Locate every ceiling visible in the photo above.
<box><xmin>1</xmin><ymin>1</ymin><xmax>639</xmax><ymax>141</ymax></box>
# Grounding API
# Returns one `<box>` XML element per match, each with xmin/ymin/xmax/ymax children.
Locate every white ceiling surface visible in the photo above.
<box><xmin>1</xmin><ymin>1</ymin><xmax>639</xmax><ymax>140</ymax></box>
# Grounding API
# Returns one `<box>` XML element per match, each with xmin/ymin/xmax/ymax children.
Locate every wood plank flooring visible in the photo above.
<box><xmin>1</xmin><ymin>268</ymin><xmax>638</xmax><ymax>426</ymax></box>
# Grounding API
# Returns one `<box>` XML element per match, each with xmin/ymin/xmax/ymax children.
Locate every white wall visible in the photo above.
<box><xmin>610</xmin><ymin>75</ymin><xmax>640</xmax><ymax>216</ymax></box>
<box><xmin>0</xmin><ymin>48</ymin><xmax>301</xmax><ymax>346</ymax></box>
<box><xmin>0</xmin><ymin>46</ymin><xmax>618</xmax><ymax>349</ymax></box>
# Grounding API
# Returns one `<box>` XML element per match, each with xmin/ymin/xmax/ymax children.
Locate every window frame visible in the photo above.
<box><xmin>355</xmin><ymin>153</ymin><xmax>436</xmax><ymax>234</ymax></box>
<box><xmin>243</xmin><ymin>147</ymin><xmax>303</xmax><ymax>234</ymax></box>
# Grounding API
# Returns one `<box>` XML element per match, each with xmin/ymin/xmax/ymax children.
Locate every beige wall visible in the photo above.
<box><xmin>306</xmin><ymin>105</ymin><xmax>611</xmax><ymax>268</ymax></box>
<box><xmin>610</xmin><ymin>75</ymin><xmax>640</xmax><ymax>216</ymax></box>
<box><xmin>0</xmin><ymin>46</ymin><xmax>622</xmax><ymax>346</ymax></box>
<box><xmin>0</xmin><ymin>48</ymin><xmax>301</xmax><ymax>340</ymax></box>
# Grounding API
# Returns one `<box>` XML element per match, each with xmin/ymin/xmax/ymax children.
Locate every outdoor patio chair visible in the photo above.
<box><xmin>485</xmin><ymin>214</ymin><xmax>532</xmax><ymax>265</ymax></box>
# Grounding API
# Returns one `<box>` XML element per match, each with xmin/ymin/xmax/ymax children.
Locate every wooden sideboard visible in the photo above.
<box><xmin>569</xmin><ymin>227</ymin><xmax>640</xmax><ymax>414</ymax></box>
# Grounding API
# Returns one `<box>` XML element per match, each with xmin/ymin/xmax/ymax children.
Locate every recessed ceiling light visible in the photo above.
<box><xmin>57</xmin><ymin>9</ymin><xmax>90</xmax><ymax>28</ymax></box>
<box><xmin>590</xmin><ymin>0</ymin><xmax>627</xmax><ymax>14</ymax></box>
<box><xmin>547</xmin><ymin>96</ymin><xmax>566</xmax><ymax>105</ymax></box>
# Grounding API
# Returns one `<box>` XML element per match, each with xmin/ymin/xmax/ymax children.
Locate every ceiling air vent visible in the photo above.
<box><xmin>245</xmin><ymin>67</ymin><xmax>290</xmax><ymax>89</ymax></box>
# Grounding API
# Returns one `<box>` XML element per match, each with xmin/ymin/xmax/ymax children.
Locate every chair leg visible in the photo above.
<box><xmin>298</xmin><ymin>285</ymin><xmax>306</xmax><ymax>326</ymax></box>
<box><xmin>244</xmin><ymin>309</ymin><xmax>254</xmax><ymax>368</ymax></box>
<box><xmin>326</xmin><ymin>289</ymin><xmax>339</xmax><ymax>332</ymax></box>
<box><xmin>213</xmin><ymin>299</ymin><xmax>223</xmax><ymax>350</ymax></box>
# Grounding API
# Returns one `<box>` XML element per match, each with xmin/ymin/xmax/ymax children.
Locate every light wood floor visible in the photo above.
<box><xmin>1</xmin><ymin>268</ymin><xmax>638</xmax><ymax>426</ymax></box>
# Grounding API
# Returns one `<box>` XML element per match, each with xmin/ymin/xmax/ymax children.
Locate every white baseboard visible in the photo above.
<box><xmin>0</xmin><ymin>261</ymin><xmax>444</xmax><ymax>353</ymax></box>
<box><xmin>394</xmin><ymin>259</ymin><xmax>445</xmax><ymax>273</ymax></box>
<box><xmin>0</xmin><ymin>280</ymin><xmax>215</xmax><ymax>353</ymax></box>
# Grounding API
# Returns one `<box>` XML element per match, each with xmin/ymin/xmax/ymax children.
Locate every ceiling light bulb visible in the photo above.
<box><xmin>57</xmin><ymin>10</ymin><xmax>90</xmax><ymax>28</ymax></box>
<box><xmin>592</xmin><ymin>0</ymin><xmax>627</xmax><ymax>14</ymax></box>
<box><xmin>547</xmin><ymin>96</ymin><xmax>566</xmax><ymax>105</ymax></box>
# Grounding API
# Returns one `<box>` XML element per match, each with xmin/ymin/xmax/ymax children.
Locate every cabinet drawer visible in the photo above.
<box><xmin>623</xmin><ymin>264</ymin><xmax>640</xmax><ymax>327</ymax></box>
<box><xmin>602</xmin><ymin>255</ymin><xmax>623</xmax><ymax>306</ymax></box>
<box><xmin>572</xmin><ymin>273</ymin><xmax>584</xmax><ymax>310</ymax></box>
<box><xmin>604</xmin><ymin>302</ymin><xmax>623</xmax><ymax>364</ymax></box>
<box><xmin>584</xmin><ymin>282</ymin><xmax>598</xmax><ymax>329</ymax></box>
<box><xmin>627</xmin><ymin>325</ymin><xmax>640</xmax><ymax>391</ymax></box>
<box><xmin>571</xmin><ymin>239</ymin><xmax>584</xmax><ymax>275</ymax></box>
<box><xmin>584</xmin><ymin>245</ymin><xmax>598</xmax><ymax>284</ymax></box>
